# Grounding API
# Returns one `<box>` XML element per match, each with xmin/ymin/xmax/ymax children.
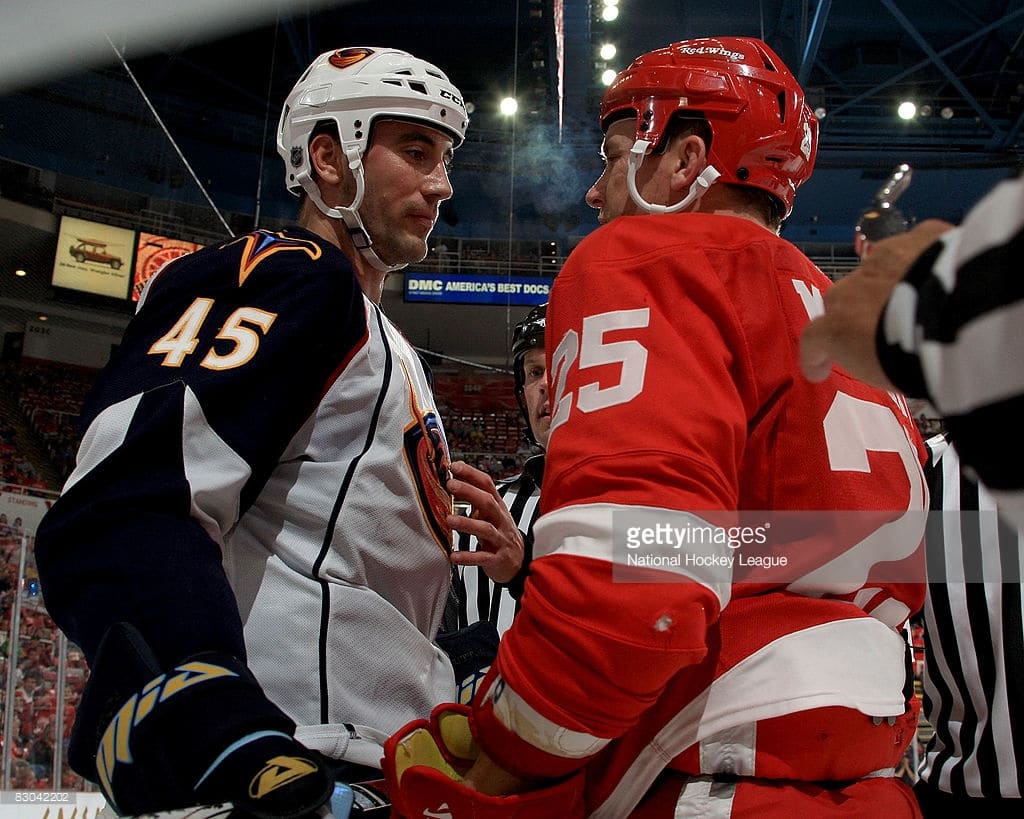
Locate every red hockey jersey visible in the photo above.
<box><xmin>471</xmin><ymin>213</ymin><xmax>928</xmax><ymax>815</ymax></box>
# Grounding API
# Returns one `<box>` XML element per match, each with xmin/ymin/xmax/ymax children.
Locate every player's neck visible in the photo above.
<box><xmin>298</xmin><ymin>202</ymin><xmax>387</xmax><ymax>304</ymax></box>
<box><xmin>698</xmin><ymin>187</ymin><xmax>778</xmax><ymax>234</ymax></box>
<box><xmin>708</xmin><ymin>207</ymin><xmax>773</xmax><ymax>231</ymax></box>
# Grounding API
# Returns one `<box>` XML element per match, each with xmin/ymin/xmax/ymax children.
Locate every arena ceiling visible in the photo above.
<box><xmin>0</xmin><ymin>0</ymin><xmax>1022</xmax><ymax>368</ymax></box>
<box><xmin>5</xmin><ymin>0</ymin><xmax>1020</xmax><ymax>161</ymax></box>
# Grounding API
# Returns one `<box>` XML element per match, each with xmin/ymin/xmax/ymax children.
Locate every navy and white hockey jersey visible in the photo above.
<box><xmin>35</xmin><ymin>226</ymin><xmax>457</xmax><ymax>764</ymax></box>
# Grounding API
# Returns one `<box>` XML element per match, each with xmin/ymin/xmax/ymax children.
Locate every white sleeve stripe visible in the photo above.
<box><xmin>919</xmin><ymin>299</ymin><xmax>1024</xmax><ymax>416</ymax></box>
<box><xmin>933</xmin><ymin>177</ymin><xmax>1024</xmax><ymax>293</ymax></box>
<box><xmin>984</xmin><ymin>486</ymin><xmax>1024</xmax><ymax>531</ymax></box>
<box><xmin>481</xmin><ymin>674</ymin><xmax>611</xmax><ymax>759</ymax></box>
<box><xmin>62</xmin><ymin>393</ymin><xmax>143</xmax><ymax>493</ymax></box>
<box><xmin>591</xmin><ymin>616</ymin><xmax>908</xmax><ymax>818</ymax></box>
<box><xmin>670</xmin><ymin>777</ymin><xmax>736</xmax><ymax>817</ymax></box>
<box><xmin>533</xmin><ymin>503</ymin><xmax>733</xmax><ymax>609</ymax></box>
<box><xmin>882</xmin><ymin>281</ymin><xmax>919</xmax><ymax>356</ymax></box>
<box><xmin>182</xmin><ymin>386</ymin><xmax>251</xmax><ymax>544</ymax></box>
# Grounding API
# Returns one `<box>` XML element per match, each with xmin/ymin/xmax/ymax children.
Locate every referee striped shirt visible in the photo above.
<box><xmin>919</xmin><ymin>433</ymin><xmax>1024</xmax><ymax>800</ymax></box>
<box><xmin>454</xmin><ymin>454</ymin><xmax>543</xmax><ymax>635</ymax></box>
<box><xmin>878</xmin><ymin>173</ymin><xmax>1024</xmax><ymax>529</ymax></box>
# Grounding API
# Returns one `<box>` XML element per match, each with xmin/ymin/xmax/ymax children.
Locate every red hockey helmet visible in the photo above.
<box><xmin>601</xmin><ymin>37</ymin><xmax>817</xmax><ymax>217</ymax></box>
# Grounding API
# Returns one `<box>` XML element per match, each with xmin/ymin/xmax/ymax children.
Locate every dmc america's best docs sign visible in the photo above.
<box><xmin>404</xmin><ymin>273</ymin><xmax>551</xmax><ymax>306</ymax></box>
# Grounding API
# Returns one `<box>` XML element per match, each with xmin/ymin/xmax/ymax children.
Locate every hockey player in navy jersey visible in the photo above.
<box><xmin>34</xmin><ymin>47</ymin><xmax>523</xmax><ymax>817</ymax></box>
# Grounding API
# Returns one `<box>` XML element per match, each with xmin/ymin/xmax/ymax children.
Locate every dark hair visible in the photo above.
<box><xmin>662</xmin><ymin>112</ymin><xmax>785</xmax><ymax>229</ymax></box>
<box><xmin>658</xmin><ymin>112</ymin><xmax>713</xmax><ymax>154</ymax></box>
<box><xmin>310</xmin><ymin>119</ymin><xmax>341</xmax><ymax>142</ymax></box>
<box><xmin>729</xmin><ymin>185</ymin><xmax>786</xmax><ymax>231</ymax></box>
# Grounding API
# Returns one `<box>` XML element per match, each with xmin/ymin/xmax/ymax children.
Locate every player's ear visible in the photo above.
<box><xmin>669</xmin><ymin>134</ymin><xmax>707</xmax><ymax>193</ymax></box>
<box><xmin>308</xmin><ymin>132</ymin><xmax>344</xmax><ymax>187</ymax></box>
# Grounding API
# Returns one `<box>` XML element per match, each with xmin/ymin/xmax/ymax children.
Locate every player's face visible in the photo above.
<box><xmin>356</xmin><ymin>119</ymin><xmax>455</xmax><ymax>266</ymax></box>
<box><xmin>521</xmin><ymin>347</ymin><xmax>551</xmax><ymax>448</ymax></box>
<box><xmin>585</xmin><ymin>119</ymin><xmax>678</xmax><ymax>224</ymax></box>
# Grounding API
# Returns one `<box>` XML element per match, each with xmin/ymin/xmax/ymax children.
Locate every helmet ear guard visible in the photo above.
<box><xmin>626</xmin><ymin>139</ymin><xmax>721</xmax><ymax>215</ymax></box>
<box><xmin>277</xmin><ymin>47</ymin><xmax>469</xmax><ymax>271</ymax></box>
<box><xmin>601</xmin><ymin>37</ymin><xmax>817</xmax><ymax>218</ymax></box>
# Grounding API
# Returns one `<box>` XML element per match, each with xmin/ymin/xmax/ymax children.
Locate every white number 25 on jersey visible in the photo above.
<box><xmin>549</xmin><ymin>308</ymin><xmax>651</xmax><ymax>433</ymax></box>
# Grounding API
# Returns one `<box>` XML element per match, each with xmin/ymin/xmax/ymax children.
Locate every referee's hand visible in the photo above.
<box><xmin>800</xmin><ymin>220</ymin><xmax>952</xmax><ymax>387</ymax></box>
<box><xmin>447</xmin><ymin>460</ymin><xmax>525</xmax><ymax>584</ymax></box>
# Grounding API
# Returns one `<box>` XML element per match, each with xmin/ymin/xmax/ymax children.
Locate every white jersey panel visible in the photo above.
<box><xmin>226</xmin><ymin>298</ymin><xmax>456</xmax><ymax>736</ymax></box>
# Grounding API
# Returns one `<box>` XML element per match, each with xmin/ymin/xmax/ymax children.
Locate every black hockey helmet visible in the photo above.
<box><xmin>512</xmin><ymin>303</ymin><xmax>547</xmax><ymax>447</ymax></box>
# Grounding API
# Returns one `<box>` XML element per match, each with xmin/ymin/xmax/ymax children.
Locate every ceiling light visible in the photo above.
<box><xmin>940</xmin><ymin>106</ymin><xmax>954</xmax><ymax>119</ymax></box>
<box><xmin>499</xmin><ymin>97</ymin><xmax>518</xmax><ymax>116</ymax></box>
<box><xmin>603</xmin><ymin>0</ymin><xmax>619</xmax><ymax>6</ymax></box>
<box><xmin>897</xmin><ymin>101</ymin><xmax>917</xmax><ymax>120</ymax></box>
<box><xmin>14</xmin><ymin>269</ymin><xmax>27</xmax><ymax>277</ymax></box>
<box><xmin>601</xmin><ymin>68</ymin><xmax>618</xmax><ymax>86</ymax></box>
<box><xmin>37</xmin><ymin>315</ymin><xmax>48</xmax><ymax>321</ymax></box>
<box><xmin>919</xmin><ymin>104</ymin><xmax>933</xmax><ymax>117</ymax></box>
<box><xmin>599</xmin><ymin>43</ymin><xmax>617</xmax><ymax>60</ymax></box>
<box><xmin>813</xmin><ymin>107</ymin><xmax>826</xmax><ymax>120</ymax></box>
<box><xmin>601</xmin><ymin>6</ymin><xmax>619</xmax><ymax>21</ymax></box>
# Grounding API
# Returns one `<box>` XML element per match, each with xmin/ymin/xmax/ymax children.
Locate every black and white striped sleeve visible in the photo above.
<box><xmin>877</xmin><ymin>174</ymin><xmax>1024</xmax><ymax>527</ymax></box>
<box><xmin>918</xmin><ymin>434</ymin><xmax>1024</xmax><ymax>801</ymax></box>
<box><xmin>454</xmin><ymin>469</ymin><xmax>542</xmax><ymax>636</ymax></box>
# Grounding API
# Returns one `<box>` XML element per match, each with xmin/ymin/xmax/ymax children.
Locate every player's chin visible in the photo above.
<box><xmin>381</xmin><ymin>235</ymin><xmax>430</xmax><ymax>267</ymax></box>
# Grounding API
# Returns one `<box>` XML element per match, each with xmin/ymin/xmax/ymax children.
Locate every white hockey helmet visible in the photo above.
<box><xmin>277</xmin><ymin>47</ymin><xmax>469</xmax><ymax>271</ymax></box>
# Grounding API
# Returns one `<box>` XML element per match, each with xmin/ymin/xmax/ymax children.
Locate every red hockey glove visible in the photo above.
<box><xmin>383</xmin><ymin>704</ymin><xmax>584</xmax><ymax>819</ymax></box>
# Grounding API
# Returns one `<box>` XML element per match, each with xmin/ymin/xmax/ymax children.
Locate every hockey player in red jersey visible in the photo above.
<box><xmin>385</xmin><ymin>37</ymin><xmax>928</xmax><ymax>817</ymax></box>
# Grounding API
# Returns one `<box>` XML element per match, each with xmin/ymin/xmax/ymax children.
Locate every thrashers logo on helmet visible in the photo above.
<box><xmin>275</xmin><ymin>46</ymin><xmax>469</xmax><ymax>273</ymax></box>
<box><xmin>328</xmin><ymin>47</ymin><xmax>375</xmax><ymax>69</ymax></box>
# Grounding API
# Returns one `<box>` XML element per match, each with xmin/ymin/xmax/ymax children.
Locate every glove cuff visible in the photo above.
<box><xmin>470</xmin><ymin>672</ymin><xmax>595</xmax><ymax>781</ymax></box>
<box><xmin>194</xmin><ymin>731</ymin><xmax>336</xmax><ymax>819</ymax></box>
<box><xmin>397</xmin><ymin>765</ymin><xmax>584</xmax><ymax>819</ymax></box>
<box><xmin>70</xmin><ymin>623</ymin><xmax>325</xmax><ymax>816</ymax></box>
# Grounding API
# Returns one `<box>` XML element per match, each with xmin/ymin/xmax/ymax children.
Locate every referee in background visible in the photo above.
<box><xmin>455</xmin><ymin>303</ymin><xmax>549</xmax><ymax>637</ymax></box>
<box><xmin>916</xmin><ymin>431</ymin><xmax>1024</xmax><ymax>816</ymax></box>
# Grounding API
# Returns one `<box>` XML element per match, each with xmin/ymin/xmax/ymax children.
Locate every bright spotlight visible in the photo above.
<box><xmin>601</xmin><ymin>68</ymin><xmax>618</xmax><ymax>86</ymax></box>
<box><xmin>897</xmin><ymin>101</ymin><xmax>917</xmax><ymax>120</ymax></box>
<box><xmin>499</xmin><ymin>97</ymin><xmax>518</xmax><ymax>116</ymax></box>
<box><xmin>940</xmin><ymin>106</ymin><xmax>954</xmax><ymax>119</ymax></box>
<box><xmin>601</xmin><ymin>6</ymin><xmax>619</xmax><ymax>21</ymax></box>
<box><xmin>599</xmin><ymin>43</ymin><xmax>617</xmax><ymax>60</ymax></box>
<box><xmin>813</xmin><ymin>107</ymin><xmax>826</xmax><ymax>120</ymax></box>
<box><xmin>603</xmin><ymin>0</ymin><xmax>619</xmax><ymax>6</ymax></box>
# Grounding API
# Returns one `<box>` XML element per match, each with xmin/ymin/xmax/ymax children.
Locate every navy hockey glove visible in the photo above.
<box><xmin>69</xmin><ymin>622</ymin><xmax>334</xmax><ymax>818</ymax></box>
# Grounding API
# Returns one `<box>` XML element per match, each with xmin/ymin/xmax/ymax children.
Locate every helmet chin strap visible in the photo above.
<box><xmin>627</xmin><ymin>138</ymin><xmax>721</xmax><ymax>214</ymax></box>
<box><xmin>305</xmin><ymin>146</ymin><xmax>408</xmax><ymax>273</ymax></box>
